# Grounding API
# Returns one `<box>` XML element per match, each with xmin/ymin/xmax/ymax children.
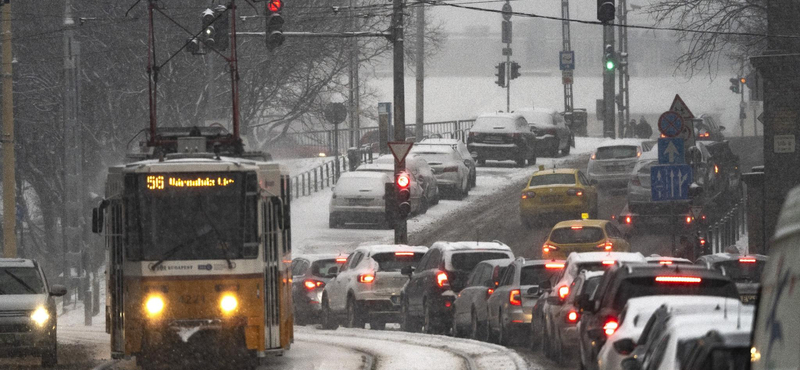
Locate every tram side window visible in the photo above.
<box><xmin>124</xmin><ymin>176</ymin><xmax>141</xmax><ymax>260</ymax></box>
<box><xmin>242</xmin><ymin>174</ymin><xmax>258</xmax><ymax>258</ymax></box>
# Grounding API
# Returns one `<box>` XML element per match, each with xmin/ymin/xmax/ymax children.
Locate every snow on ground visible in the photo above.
<box><xmin>296</xmin><ymin>326</ymin><xmax>527</xmax><ymax>370</ymax></box>
<box><xmin>293</xmin><ymin>137</ymin><xmax>625</xmax><ymax>255</ymax></box>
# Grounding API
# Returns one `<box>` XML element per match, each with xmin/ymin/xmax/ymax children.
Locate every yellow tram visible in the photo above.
<box><xmin>93</xmin><ymin>131</ymin><xmax>293</xmax><ymax>368</ymax></box>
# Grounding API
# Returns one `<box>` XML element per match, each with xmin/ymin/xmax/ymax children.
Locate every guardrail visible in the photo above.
<box><xmin>289</xmin><ymin>146</ymin><xmax>374</xmax><ymax>200</ymax></box>
<box><xmin>704</xmin><ymin>198</ymin><xmax>747</xmax><ymax>254</ymax></box>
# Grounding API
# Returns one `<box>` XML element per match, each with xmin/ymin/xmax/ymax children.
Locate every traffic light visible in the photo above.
<box><xmin>186</xmin><ymin>37</ymin><xmax>202</xmax><ymax>54</ymax></box>
<box><xmin>200</xmin><ymin>6</ymin><xmax>230</xmax><ymax>51</ymax></box>
<box><xmin>729</xmin><ymin>78</ymin><xmax>740</xmax><ymax>93</ymax></box>
<box><xmin>265</xmin><ymin>0</ymin><xmax>285</xmax><ymax>51</ymax></box>
<box><xmin>510</xmin><ymin>62</ymin><xmax>521</xmax><ymax>80</ymax></box>
<box><xmin>604</xmin><ymin>45</ymin><xmax>615</xmax><ymax>71</ymax></box>
<box><xmin>396</xmin><ymin>173</ymin><xmax>412</xmax><ymax>219</ymax></box>
<box><xmin>495</xmin><ymin>62</ymin><xmax>506</xmax><ymax>87</ymax></box>
<box><xmin>597</xmin><ymin>0</ymin><xmax>615</xmax><ymax>23</ymax></box>
<box><xmin>740</xmin><ymin>77</ymin><xmax>747</xmax><ymax>85</ymax></box>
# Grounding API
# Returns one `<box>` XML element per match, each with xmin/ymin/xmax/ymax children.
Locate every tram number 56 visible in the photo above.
<box><xmin>179</xmin><ymin>295</ymin><xmax>206</xmax><ymax>304</ymax></box>
<box><xmin>147</xmin><ymin>175</ymin><xmax>165</xmax><ymax>190</ymax></box>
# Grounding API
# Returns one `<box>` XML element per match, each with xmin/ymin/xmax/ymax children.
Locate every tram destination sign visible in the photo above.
<box><xmin>143</xmin><ymin>173</ymin><xmax>239</xmax><ymax>190</ymax></box>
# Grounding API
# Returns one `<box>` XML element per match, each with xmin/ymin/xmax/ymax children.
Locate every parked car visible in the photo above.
<box><xmin>409</xmin><ymin>146</ymin><xmax>471</xmax><ymax>200</ymax></box>
<box><xmin>0</xmin><ymin>258</ymin><xmax>67</xmax><ymax>367</ymax></box>
<box><xmin>358</xmin><ymin>154</ymin><xmax>439</xmax><ymax>206</ymax></box>
<box><xmin>576</xmin><ymin>264</ymin><xmax>740</xmax><ymax>370</ymax></box>
<box><xmin>485</xmin><ymin>258</ymin><xmax>565</xmax><ymax>345</ymax></box>
<box><xmin>643</xmin><ymin>255</ymin><xmax>693</xmax><ymax>266</ymax></box>
<box><xmin>596</xmin><ymin>295</ymin><xmax>745</xmax><ymax>370</ymax></box>
<box><xmin>517</xmin><ymin>107</ymin><xmax>573</xmax><ymax>157</ymax></box>
<box><xmin>291</xmin><ymin>254</ymin><xmax>348</xmax><ymax>325</ymax></box>
<box><xmin>587</xmin><ymin>139</ymin><xmax>644</xmax><ymax>189</ymax></box>
<box><xmin>451</xmin><ymin>258</ymin><xmax>513</xmax><ymax>340</ymax></box>
<box><xmin>691</xmin><ymin>114</ymin><xmax>726</xmax><ymax>142</ymax></box>
<box><xmin>320</xmin><ymin>245</ymin><xmax>428</xmax><ymax>330</ymax></box>
<box><xmin>415</xmin><ymin>138</ymin><xmax>477</xmax><ymax>189</ymax></box>
<box><xmin>466</xmin><ymin>112</ymin><xmax>537</xmax><ymax>167</ymax></box>
<box><xmin>328</xmin><ymin>171</ymin><xmax>423</xmax><ymax>228</ymax></box>
<box><xmin>696</xmin><ymin>253</ymin><xmax>767</xmax><ymax>304</ymax></box>
<box><xmin>751</xmin><ymin>185</ymin><xmax>800</xmax><ymax>370</ymax></box>
<box><xmin>400</xmin><ymin>241</ymin><xmax>514</xmax><ymax>334</ymax></box>
<box><xmin>541</xmin><ymin>270</ymin><xmax>604</xmax><ymax>365</ymax></box>
<box><xmin>541</xmin><ymin>219</ymin><xmax>630</xmax><ymax>260</ymax></box>
<box><xmin>519</xmin><ymin>168</ymin><xmax>599</xmax><ymax>228</ymax></box>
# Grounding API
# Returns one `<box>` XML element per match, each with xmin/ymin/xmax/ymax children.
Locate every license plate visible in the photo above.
<box><xmin>606</xmin><ymin>165</ymin><xmax>626</xmax><ymax>172</ymax></box>
<box><xmin>648</xmin><ymin>216</ymin><xmax>672</xmax><ymax>224</ymax></box>
<box><xmin>740</xmin><ymin>295</ymin><xmax>757</xmax><ymax>304</ymax></box>
<box><xmin>348</xmin><ymin>199</ymin><xmax>372</xmax><ymax>206</ymax></box>
<box><xmin>540</xmin><ymin>195</ymin><xmax>563</xmax><ymax>203</ymax></box>
<box><xmin>485</xmin><ymin>135</ymin><xmax>504</xmax><ymax>143</ymax></box>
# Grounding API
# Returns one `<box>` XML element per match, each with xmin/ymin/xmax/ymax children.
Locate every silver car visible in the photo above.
<box><xmin>329</xmin><ymin>171</ymin><xmax>423</xmax><ymax>228</ymax></box>
<box><xmin>409</xmin><ymin>146</ymin><xmax>470</xmax><ymax>200</ymax></box>
<box><xmin>415</xmin><ymin>138</ymin><xmax>477</xmax><ymax>189</ymax></box>
<box><xmin>587</xmin><ymin>139</ymin><xmax>644</xmax><ymax>189</ymax></box>
<box><xmin>451</xmin><ymin>258</ymin><xmax>513</xmax><ymax>340</ymax></box>
<box><xmin>291</xmin><ymin>254</ymin><xmax>348</xmax><ymax>325</ymax></box>
<box><xmin>358</xmin><ymin>154</ymin><xmax>439</xmax><ymax>205</ymax></box>
<box><xmin>0</xmin><ymin>258</ymin><xmax>66</xmax><ymax>367</ymax></box>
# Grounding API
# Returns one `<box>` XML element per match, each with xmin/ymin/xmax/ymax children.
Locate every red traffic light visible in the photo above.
<box><xmin>396</xmin><ymin>173</ymin><xmax>410</xmax><ymax>189</ymax></box>
<box><xmin>267</xmin><ymin>0</ymin><xmax>282</xmax><ymax>13</ymax></box>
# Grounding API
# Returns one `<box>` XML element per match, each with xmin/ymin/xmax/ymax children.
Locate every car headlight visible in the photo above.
<box><xmin>31</xmin><ymin>306</ymin><xmax>49</xmax><ymax>326</ymax></box>
<box><xmin>145</xmin><ymin>296</ymin><xmax>165</xmax><ymax>315</ymax></box>
<box><xmin>220</xmin><ymin>295</ymin><xmax>238</xmax><ymax>313</ymax></box>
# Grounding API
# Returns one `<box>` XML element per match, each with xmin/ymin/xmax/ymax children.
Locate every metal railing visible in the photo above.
<box><xmin>288</xmin><ymin>145</ymin><xmax>374</xmax><ymax>200</ymax></box>
<box><xmin>704</xmin><ymin>198</ymin><xmax>747</xmax><ymax>254</ymax></box>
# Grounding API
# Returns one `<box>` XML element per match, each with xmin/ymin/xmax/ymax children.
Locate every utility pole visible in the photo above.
<box><xmin>603</xmin><ymin>24</ymin><xmax>616</xmax><ymax>138</ymax></box>
<box><xmin>392</xmin><ymin>0</ymin><xmax>407</xmax><ymax>244</ymax></box>
<box><xmin>2</xmin><ymin>0</ymin><xmax>16</xmax><ymax>258</ymax></box>
<box><xmin>501</xmin><ymin>1</ymin><xmax>512</xmax><ymax>112</ymax></box>
<box><xmin>414</xmin><ymin>2</ymin><xmax>424</xmax><ymax>142</ymax></box>
<box><xmin>561</xmin><ymin>0</ymin><xmax>573</xmax><ymax>115</ymax></box>
<box><xmin>616</xmin><ymin>0</ymin><xmax>630</xmax><ymax>136</ymax></box>
<box><xmin>348</xmin><ymin>0</ymin><xmax>361</xmax><ymax>149</ymax></box>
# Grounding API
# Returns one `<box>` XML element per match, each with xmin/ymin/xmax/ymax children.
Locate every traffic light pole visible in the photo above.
<box><xmin>603</xmin><ymin>24</ymin><xmax>616</xmax><ymax>138</ymax></box>
<box><xmin>506</xmin><ymin>48</ymin><xmax>511</xmax><ymax>112</ymax></box>
<box><xmin>392</xmin><ymin>0</ymin><xmax>407</xmax><ymax>245</ymax></box>
<box><xmin>2</xmin><ymin>0</ymin><xmax>16</xmax><ymax>257</ymax></box>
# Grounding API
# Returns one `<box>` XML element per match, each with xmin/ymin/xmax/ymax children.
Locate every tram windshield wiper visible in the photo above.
<box><xmin>150</xmin><ymin>225</ymin><xmax>213</xmax><ymax>271</ymax></box>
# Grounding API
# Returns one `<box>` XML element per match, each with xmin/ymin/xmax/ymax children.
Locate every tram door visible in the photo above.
<box><xmin>106</xmin><ymin>174</ymin><xmax>126</xmax><ymax>357</ymax></box>
<box><xmin>263</xmin><ymin>197</ymin><xmax>282</xmax><ymax>349</ymax></box>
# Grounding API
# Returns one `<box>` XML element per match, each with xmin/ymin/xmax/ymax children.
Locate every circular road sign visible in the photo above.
<box><xmin>502</xmin><ymin>2</ymin><xmax>512</xmax><ymax>21</ymax></box>
<box><xmin>658</xmin><ymin>110</ymin><xmax>684</xmax><ymax>138</ymax></box>
<box><xmin>324</xmin><ymin>102</ymin><xmax>348</xmax><ymax>125</ymax></box>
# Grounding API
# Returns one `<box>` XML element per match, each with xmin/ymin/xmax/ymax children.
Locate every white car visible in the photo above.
<box><xmin>415</xmin><ymin>138</ymin><xmax>477</xmax><ymax>189</ymax></box>
<box><xmin>550</xmin><ymin>252</ymin><xmax>646</xmax><ymax>300</ymax></box>
<box><xmin>329</xmin><ymin>171</ymin><xmax>423</xmax><ymax>228</ymax></box>
<box><xmin>320</xmin><ymin>245</ymin><xmax>428</xmax><ymax>330</ymax></box>
<box><xmin>597</xmin><ymin>295</ymin><xmax>746</xmax><ymax>370</ymax></box>
<box><xmin>410</xmin><ymin>145</ymin><xmax>471</xmax><ymax>200</ymax></box>
<box><xmin>358</xmin><ymin>154</ymin><xmax>439</xmax><ymax>206</ymax></box>
<box><xmin>587</xmin><ymin>139</ymin><xmax>645</xmax><ymax>189</ymax></box>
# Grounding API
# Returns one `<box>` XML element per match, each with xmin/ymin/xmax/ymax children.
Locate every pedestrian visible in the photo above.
<box><xmin>635</xmin><ymin>117</ymin><xmax>652</xmax><ymax>139</ymax></box>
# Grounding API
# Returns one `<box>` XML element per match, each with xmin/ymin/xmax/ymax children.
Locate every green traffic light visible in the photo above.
<box><xmin>605</xmin><ymin>60</ymin><xmax>615</xmax><ymax>70</ymax></box>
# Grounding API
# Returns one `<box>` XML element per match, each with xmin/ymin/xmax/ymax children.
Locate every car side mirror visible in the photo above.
<box><xmin>401</xmin><ymin>265</ymin><xmax>415</xmax><ymax>276</ymax></box>
<box><xmin>621</xmin><ymin>357</ymin><xmax>643</xmax><ymax>370</ymax></box>
<box><xmin>49</xmin><ymin>284</ymin><xmax>67</xmax><ymax>297</ymax></box>
<box><xmin>587</xmin><ymin>328</ymin><xmax>605</xmax><ymax>341</ymax></box>
<box><xmin>613</xmin><ymin>338</ymin><xmax>636</xmax><ymax>355</ymax></box>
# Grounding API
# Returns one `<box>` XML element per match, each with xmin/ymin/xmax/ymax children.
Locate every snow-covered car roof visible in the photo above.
<box><xmin>338</xmin><ymin>171</ymin><xmax>390</xmax><ymax>180</ymax></box>
<box><xmin>355</xmin><ymin>244</ymin><xmax>429</xmax><ymax>255</ymax></box>
<box><xmin>565</xmin><ymin>251</ymin><xmax>646</xmax><ymax>263</ymax></box>
<box><xmin>293</xmin><ymin>254</ymin><xmax>347</xmax><ymax>262</ymax></box>
<box><xmin>644</xmin><ymin>256</ymin><xmax>693</xmax><ymax>265</ymax></box>
<box><xmin>0</xmin><ymin>258</ymin><xmax>35</xmax><ymax>268</ymax></box>
<box><xmin>523</xmin><ymin>259</ymin><xmax>567</xmax><ymax>267</ymax></box>
<box><xmin>356</xmin><ymin>163</ymin><xmax>394</xmax><ymax>172</ymax></box>
<box><xmin>431</xmin><ymin>241</ymin><xmax>512</xmax><ymax>252</ymax></box>
<box><xmin>410</xmin><ymin>146</ymin><xmax>453</xmax><ymax>154</ymax></box>
<box><xmin>696</xmin><ymin>253</ymin><xmax>768</xmax><ymax>264</ymax></box>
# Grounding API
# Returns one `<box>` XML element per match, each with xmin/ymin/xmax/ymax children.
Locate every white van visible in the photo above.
<box><xmin>751</xmin><ymin>186</ymin><xmax>800</xmax><ymax>369</ymax></box>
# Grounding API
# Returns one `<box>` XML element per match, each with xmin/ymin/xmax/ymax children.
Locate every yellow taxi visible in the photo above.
<box><xmin>519</xmin><ymin>168</ymin><xmax>598</xmax><ymax>228</ymax></box>
<box><xmin>541</xmin><ymin>219</ymin><xmax>631</xmax><ymax>259</ymax></box>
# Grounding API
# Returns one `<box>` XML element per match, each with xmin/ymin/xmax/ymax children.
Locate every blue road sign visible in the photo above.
<box><xmin>651</xmin><ymin>164</ymin><xmax>692</xmax><ymax>201</ymax></box>
<box><xmin>560</xmin><ymin>51</ymin><xmax>575</xmax><ymax>71</ymax></box>
<box><xmin>657</xmin><ymin>111</ymin><xmax>684</xmax><ymax>137</ymax></box>
<box><xmin>658</xmin><ymin>138</ymin><xmax>685</xmax><ymax>164</ymax></box>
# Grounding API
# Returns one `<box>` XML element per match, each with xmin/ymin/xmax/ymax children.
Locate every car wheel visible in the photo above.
<box><xmin>470</xmin><ymin>308</ymin><xmax>489</xmax><ymax>342</ymax></box>
<box><xmin>41</xmin><ymin>341</ymin><xmax>57</xmax><ymax>367</ymax></box>
<box><xmin>516</xmin><ymin>155</ymin><xmax>527</xmax><ymax>168</ymax></box>
<box><xmin>497</xmin><ymin>309</ymin><xmax>512</xmax><ymax>346</ymax></box>
<box><xmin>423</xmin><ymin>300</ymin><xmax>441</xmax><ymax>335</ymax></box>
<box><xmin>401</xmin><ymin>298</ymin><xmax>421</xmax><ymax>332</ymax></box>
<box><xmin>469</xmin><ymin>170</ymin><xmax>477</xmax><ymax>189</ymax></box>
<box><xmin>419</xmin><ymin>196</ymin><xmax>429</xmax><ymax>214</ymax></box>
<box><xmin>562</xmin><ymin>140</ymin><xmax>571</xmax><ymax>155</ymax></box>
<box><xmin>553</xmin><ymin>328</ymin><xmax>566</xmax><ymax>366</ymax></box>
<box><xmin>530</xmin><ymin>315</ymin><xmax>542</xmax><ymax>352</ymax></box>
<box><xmin>328</xmin><ymin>214</ymin><xmax>339</xmax><ymax>229</ymax></box>
<box><xmin>369</xmin><ymin>320</ymin><xmax>386</xmax><ymax>330</ymax></box>
<box><xmin>432</xmin><ymin>189</ymin><xmax>440</xmax><ymax>205</ymax></box>
<box><xmin>346</xmin><ymin>296</ymin><xmax>365</xmax><ymax>329</ymax></box>
<box><xmin>320</xmin><ymin>296</ymin><xmax>339</xmax><ymax>330</ymax></box>
<box><xmin>452</xmin><ymin>313</ymin><xmax>463</xmax><ymax>337</ymax></box>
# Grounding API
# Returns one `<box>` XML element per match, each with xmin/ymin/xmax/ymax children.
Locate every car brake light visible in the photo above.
<box><xmin>686</xmin><ymin>216</ymin><xmax>693</xmax><ymax>224</ymax></box>
<box><xmin>543</xmin><ymin>244</ymin><xmax>558</xmax><ymax>253</ymax></box>
<box><xmin>436</xmin><ymin>272</ymin><xmax>450</xmax><ymax>288</ymax></box>
<box><xmin>699</xmin><ymin>238</ymin><xmax>707</xmax><ymax>246</ymax></box>
<box><xmin>304</xmin><ymin>280</ymin><xmax>325</xmax><ymax>290</ymax></box>
<box><xmin>443</xmin><ymin>166</ymin><xmax>458</xmax><ymax>173</ymax></box>
<box><xmin>521</xmin><ymin>191</ymin><xmax>536</xmax><ymax>199</ymax></box>
<box><xmin>602</xmin><ymin>260</ymin><xmax>615</xmax><ymax>266</ymax></box>
<box><xmin>739</xmin><ymin>258</ymin><xmax>757</xmax><ymax>263</ymax></box>
<box><xmin>358</xmin><ymin>274</ymin><xmax>375</xmax><ymax>283</ymax></box>
<box><xmin>655</xmin><ymin>276</ymin><xmax>702</xmax><ymax>283</ymax></box>
<box><xmin>714</xmin><ymin>164</ymin><xmax>719</xmax><ymax>174</ymax></box>
<box><xmin>571</xmin><ymin>226</ymin><xmax>584</xmax><ymax>230</ymax></box>
<box><xmin>567</xmin><ymin>310</ymin><xmax>579</xmax><ymax>323</ymax></box>
<box><xmin>336</xmin><ymin>257</ymin><xmax>348</xmax><ymax>263</ymax></box>
<box><xmin>567</xmin><ymin>188</ymin><xmax>584</xmax><ymax>197</ymax></box>
<box><xmin>395</xmin><ymin>252</ymin><xmax>415</xmax><ymax>256</ymax></box>
<box><xmin>558</xmin><ymin>285</ymin><xmax>569</xmax><ymax>299</ymax></box>
<box><xmin>659</xmin><ymin>260</ymin><xmax>673</xmax><ymax>265</ymax></box>
<box><xmin>597</xmin><ymin>241</ymin><xmax>613</xmax><ymax>251</ymax></box>
<box><xmin>591</xmin><ymin>152</ymin><xmax>596</xmax><ymax>160</ymax></box>
<box><xmin>487</xmin><ymin>288</ymin><xmax>494</xmax><ymax>297</ymax></box>
<box><xmin>509</xmin><ymin>289</ymin><xmax>522</xmax><ymax>306</ymax></box>
<box><xmin>624</xmin><ymin>215</ymin><xmax>632</xmax><ymax>224</ymax></box>
<box><xmin>603</xmin><ymin>319</ymin><xmax>619</xmax><ymax>336</ymax></box>
<box><xmin>545</xmin><ymin>263</ymin><xmax>565</xmax><ymax>269</ymax></box>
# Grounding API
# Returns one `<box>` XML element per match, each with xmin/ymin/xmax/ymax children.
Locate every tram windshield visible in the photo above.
<box><xmin>126</xmin><ymin>172</ymin><xmax>256</xmax><ymax>261</ymax></box>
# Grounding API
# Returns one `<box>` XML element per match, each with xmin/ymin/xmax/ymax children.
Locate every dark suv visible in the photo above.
<box><xmin>576</xmin><ymin>264</ymin><xmax>739</xmax><ymax>370</ymax></box>
<box><xmin>467</xmin><ymin>113</ymin><xmax>537</xmax><ymax>167</ymax></box>
<box><xmin>400</xmin><ymin>241</ymin><xmax>514</xmax><ymax>334</ymax></box>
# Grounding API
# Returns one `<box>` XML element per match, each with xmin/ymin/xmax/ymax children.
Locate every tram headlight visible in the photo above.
<box><xmin>220</xmin><ymin>295</ymin><xmax>238</xmax><ymax>313</ymax></box>
<box><xmin>145</xmin><ymin>296</ymin><xmax>165</xmax><ymax>315</ymax></box>
<box><xmin>31</xmin><ymin>306</ymin><xmax>50</xmax><ymax>327</ymax></box>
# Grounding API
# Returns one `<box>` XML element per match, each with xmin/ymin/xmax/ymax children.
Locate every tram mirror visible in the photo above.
<box><xmin>92</xmin><ymin>207</ymin><xmax>104</xmax><ymax>234</ymax></box>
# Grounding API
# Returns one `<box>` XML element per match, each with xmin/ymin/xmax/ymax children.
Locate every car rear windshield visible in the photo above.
<box><xmin>529</xmin><ymin>174</ymin><xmax>576</xmax><ymax>187</ymax></box>
<box><xmin>595</xmin><ymin>146</ymin><xmax>638</xmax><ymax>160</ymax></box>
<box><xmin>372</xmin><ymin>252</ymin><xmax>425</xmax><ymax>272</ymax></box>
<box><xmin>520</xmin><ymin>265</ymin><xmax>561</xmax><ymax>286</ymax></box>
<box><xmin>311</xmin><ymin>259</ymin><xmax>342</xmax><ymax>278</ymax></box>
<box><xmin>412</xmin><ymin>152</ymin><xmax>452</xmax><ymax>163</ymax></box>
<box><xmin>713</xmin><ymin>260</ymin><xmax>766</xmax><ymax>284</ymax></box>
<box><xmin>0</xmin><ymin>267</ymin><xmax>45</xmax><ymax>294</ymax></box>
<box><xmin>450</xmin><ymin>252</ymin><xmax>511</xmax><ymax>271</ymax></box>
<box><xmin>335</xmin><ymin>176</ymin><xmax>385</xmax><ymax>191</ymax></box>
<box><xmin>611</xmin><ymin>277</ymin><xmax>738</xmax><ymax>310</ymax></box>
<box><xmin>576</xmin><ymin>261</ymin><xmax>616</xmax><ymax>273</ymax></box>
<box><xmin>550</xmin><ymin>227</ymin><xmax>605</xmax><ymax>244</ymax></box>
<box><xmin>472</xmin><ymin>117</ymin><xmax>515</xmax><ymax>131</ymax></box>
